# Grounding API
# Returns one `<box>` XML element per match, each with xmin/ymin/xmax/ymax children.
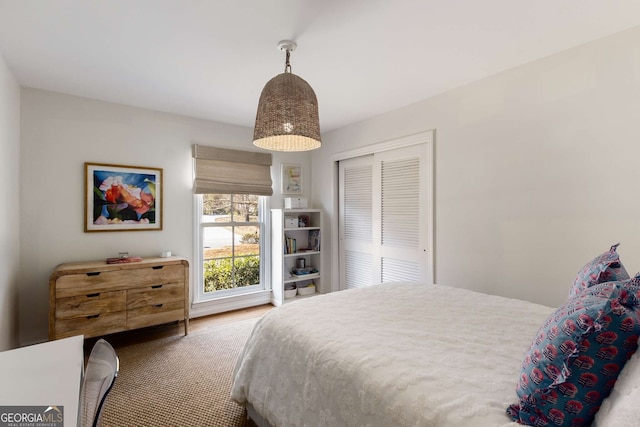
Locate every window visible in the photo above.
<box><xmin>191</xmin><ymin>144</ymin><xmax>272</xmax><ymax>304</ymax></box>
<box><xmin>195</xmin><ymin>193</ymin><xmax>267</xmax><ymax>301</ymax></box>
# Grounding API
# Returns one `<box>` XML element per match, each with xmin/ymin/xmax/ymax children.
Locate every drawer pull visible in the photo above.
<box><xmin>86</xmin><ymin>314</ymin><xmax>100</xmax><ymax>319</ymax></box>
<box><xmin>153</xmin><ymin>304</ymin><xmax>164</xmax><ymax>308</ymax></box>
<box><xmin>152</xmin><ymin>266</ymin><xmax>164</xmax><ymax>270</ymax></box>
<box><xmin>86</xmin><ymin>272</ymin><xmax>101</xmax><ymax>276</ymax></box>
<box><xmin>87</xmin><ymin>293</ymin><xmax>101</xmax><ymax>298</ymax></box>
<box><xmin>151</xmin><ymin>285</ymin><xmax>163</xmax><ymax>289</ymax></box>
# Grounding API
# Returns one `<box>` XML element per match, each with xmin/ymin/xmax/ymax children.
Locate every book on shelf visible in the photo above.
<box><xmin>285</xmin><ymin>237</ymin><xmax>297</xmax><ymax>254</ymax></box>
<box><xmin>292</xmin><ymin>271</ymin><xmax>319</xmax><ymax>278</ymax></box>
<box><xmin>290</xmin><ymin>266</ymin><xmax>318</xmax><ymax>278</ymax></box>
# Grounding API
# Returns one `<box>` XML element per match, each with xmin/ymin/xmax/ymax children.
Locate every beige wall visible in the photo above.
<box><xmin>19</xmin><ymin>89</ymin><xmax>311</xmax><ymax>345</ymax></box>
<box><xmin>314</xmin><ymin>25</ymin><xmax>640</xmax><ymax>307</ymax></box>
<box><xmin>0</xmin><ymin>51</ymin><xmax>21</xmax><ymax>350</ymax></box>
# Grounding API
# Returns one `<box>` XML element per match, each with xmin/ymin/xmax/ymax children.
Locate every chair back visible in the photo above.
<box><xmin>79</xmin><ymin>339</ymin><xmax>119</xmax><ymax>427</ymax></box>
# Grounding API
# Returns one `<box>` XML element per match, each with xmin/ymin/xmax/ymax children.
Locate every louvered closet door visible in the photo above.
<box><xmin>339</xmin><ymin>155</ymin><xmax>375</xmax><ymax>289</ymax></box>
<box><xmin>339</xmin><ymin>143</ymin><xmax>431</xmax><ymax>290</ymax></box>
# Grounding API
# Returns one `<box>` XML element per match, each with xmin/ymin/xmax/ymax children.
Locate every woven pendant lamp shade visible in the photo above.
<box><xmin>253</xmin><ymin>41</ymin><xmax>321</xmax><ymax>152</ymax></box>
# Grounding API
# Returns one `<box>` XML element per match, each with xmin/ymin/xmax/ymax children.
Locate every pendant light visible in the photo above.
<box><xmin>253</xmin><ymin>40</ymin><xmax>321</xmax><ymax>151</ymax></box>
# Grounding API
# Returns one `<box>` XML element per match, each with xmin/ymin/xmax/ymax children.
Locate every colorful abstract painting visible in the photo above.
<box><xmin>85</xmin><ymin>162</ymin><xmax>162</xmax><ymax>231</ymax></box>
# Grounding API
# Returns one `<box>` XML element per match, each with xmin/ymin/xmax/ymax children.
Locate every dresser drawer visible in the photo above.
<box><xmin>56</xmin><ymin>290</ymin><xmax>126</xmax><ymax>319</ymax></box>
<box><xmin>127</xmin><ymin>300</ymin><xmax>184</xmax><ymax>330</ymax></box>
<box><xmin>55</xmin><ymin>264</ymin><xmax>185</xmax><ymax>297</ymax></box>
<box><xmin>127</xmin><ymin>282</ymin><xmax>184</xmax><ymax>309</ymax></box>
<box><xmin>55</xmin><ymin>311</ymin><xmax>126</xmax><ymax>340</ymax></box>
<box><xmin>55</xmin><ymin>269</ymin><xmax>131</xmax><ymax>297</ymax></box>
<box><xmin>126</xmin><ymin>264</ymin><xmax>185</xmax><ymax>287</ymax></box>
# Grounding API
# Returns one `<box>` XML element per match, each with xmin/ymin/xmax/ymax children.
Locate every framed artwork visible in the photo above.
<box><xmin>281</xmin><ymin>163</ymin><xmax>302</xmax><ymax>195</ymax></box>
<box><xmin>85</xmin><ymin>162</ymin><xmax>163</xmax><ymax>232</ymax></box>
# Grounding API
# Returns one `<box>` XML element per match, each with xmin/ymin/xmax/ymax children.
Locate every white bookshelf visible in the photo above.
<box><xmin>271</xmin><ymin>209</ymin><xmax>323</xmax><ymax>306</ymax></box>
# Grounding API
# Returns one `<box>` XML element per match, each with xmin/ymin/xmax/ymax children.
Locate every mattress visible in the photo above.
<box><xmin>231</xmin><ymin>283</ymin><xmax>554</xmax><ymax>427</ymax></box>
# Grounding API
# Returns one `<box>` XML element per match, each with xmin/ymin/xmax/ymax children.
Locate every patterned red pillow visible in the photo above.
<box><xmin>508</xmin><ymin>279</ymin><xmax>640</xmax><ymax>426</ymax></box>
<box><xmin>568</xmin><ymin>244</ymin><xmax>629</xmax><ymax>300</ymax></box>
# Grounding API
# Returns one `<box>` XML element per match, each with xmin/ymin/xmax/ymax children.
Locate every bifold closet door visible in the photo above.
<box><xmin>339</xmin><ymin>155</ymin><xmax>374</xmax><ymax>290</ymax></box>
<box><xmin>339</xmin><ymin>143</ymin><xmax>432</xmax><ymax>290</ymax></box>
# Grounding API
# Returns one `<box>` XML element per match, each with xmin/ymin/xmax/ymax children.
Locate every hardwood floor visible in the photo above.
<box><xmin>189</xmin><ymin>303</ymin><xmax>273</xmax><ymax>332</ymax></box>
<box><xmin>84</xmin><ymin>304</ymin><xmax>273</xmax><ymax>353</ymax></box>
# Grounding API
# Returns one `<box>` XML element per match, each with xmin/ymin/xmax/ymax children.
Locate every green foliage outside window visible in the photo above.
<box><xmin>201</xmin><ymin>193</ymin><xmax>261</xmax><ymax>293</ymax></box>
<box><xmin>203</xmin><ymin>256</ymin><xmax>260</xmax><ymax>292</ymax></box>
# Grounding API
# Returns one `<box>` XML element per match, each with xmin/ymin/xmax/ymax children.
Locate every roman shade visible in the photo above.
<box><xmin>192</xmin><ymin>144</ymin><xmax>273</xmax><ymax>196</ymax></box>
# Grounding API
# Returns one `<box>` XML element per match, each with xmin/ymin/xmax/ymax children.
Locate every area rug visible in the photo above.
<box><xmin>100</xmin><ymin>318</ymin><xmax>259</xmax><ymax>427</ymax></box>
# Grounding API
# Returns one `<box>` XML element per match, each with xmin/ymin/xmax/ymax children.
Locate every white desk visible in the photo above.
<box><xmin>0</xmin><ymin>335</ymin><xmax>84</xmax><ymax>427</ymax></box>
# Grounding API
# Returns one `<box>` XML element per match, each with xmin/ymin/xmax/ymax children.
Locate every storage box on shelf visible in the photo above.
<box><xmin>284</xmin><ymin>197</ymin><xmax>308</xmax><ymax>209</ymax></box>
<box><xmin>271</xmin><ymin>208</ymin><xmax>322</xmax><ymax>305</ymax></box>
<box><xmin>297</xmin><ymin>283</ymin><xmax>316</xmax><ymax>296</ymax></box>
<box><xmin>49</xmin><ymin>256</ymin><xmax>189</xmax><ymax>340</ymax></box>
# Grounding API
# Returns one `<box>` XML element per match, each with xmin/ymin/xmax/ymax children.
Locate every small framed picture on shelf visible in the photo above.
<box><xmin>281</xmin><ymin>164</ymin><xmax>302</xmax><ymax>194</ymax></box>
<box><xmin>298</xmin><ymin>214</ymin><xmax>309</xmax><ymax>227</ymax></box>
<box><xmin>308</xmin><ymin>229</ymin><xmax>320</xmax><ymax>252</ymax></box>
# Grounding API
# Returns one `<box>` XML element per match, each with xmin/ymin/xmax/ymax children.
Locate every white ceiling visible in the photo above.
<box><xmin>1</xmin><ymin>0</ymin><xmax>640</xmax><ymax>132</ymax></box>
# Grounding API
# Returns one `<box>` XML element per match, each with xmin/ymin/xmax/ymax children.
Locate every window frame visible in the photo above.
<box><xmin>193</xmin><ymin>194</ymin><xmax>269</xmax><ymax>303</ymax></box>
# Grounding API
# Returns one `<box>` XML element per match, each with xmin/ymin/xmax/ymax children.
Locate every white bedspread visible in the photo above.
<box><xmin>231</xmin><ymin>283</ymin><xmax>554</xmax><ymax>427</ymax></box>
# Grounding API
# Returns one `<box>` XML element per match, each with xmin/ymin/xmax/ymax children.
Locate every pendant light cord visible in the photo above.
<box><xmin>284</xmin><ymin>49</ymin><xmax>292</xmax><ymax>73</ymax></box>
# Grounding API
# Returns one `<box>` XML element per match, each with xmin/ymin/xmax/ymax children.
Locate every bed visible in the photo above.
<box><xmin>231</xmin><ymin>283</ymin><xmax>554</xmax><ymax>427</ymax></box>
<box><xmin>231</xmin><ymin>245</ymin><xmax>640</xmax><ymax>427</ymax></box>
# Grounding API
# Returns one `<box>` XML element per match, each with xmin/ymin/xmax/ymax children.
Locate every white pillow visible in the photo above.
<box><xmin>593</xmin><ymin>342</ymin><xmax>640</xmax><ymax>427</ymax></box>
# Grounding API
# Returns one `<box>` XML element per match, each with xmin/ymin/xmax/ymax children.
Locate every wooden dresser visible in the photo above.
<box><xmin>49</xmin><ymin>256</ymin><xmax>189</xmax><ymax>340</ymax></box>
